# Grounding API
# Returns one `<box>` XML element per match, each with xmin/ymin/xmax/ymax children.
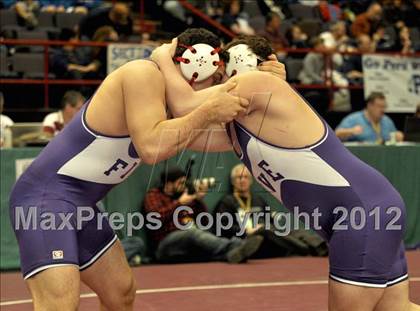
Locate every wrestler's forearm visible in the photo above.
<box><xmin>146</xmin><ymin>104</ymin><xmax>220</xmax><ymax>162</ymax></box>
<box><xmin>157</xmin><ymin>52</ymin><xmax>219</xmax><ymax>117</ymax></box>
<box><xmin>157</xmin><ymin>52</ymin><xmax>195</xmax><ymax>113</ymax></box>
<box><xmin>186</xmin><ymin>124</ymin><xmax>233</xmax><ymax>152</ymax></box>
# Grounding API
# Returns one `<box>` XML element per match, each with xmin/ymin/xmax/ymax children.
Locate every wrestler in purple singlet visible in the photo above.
<box><xmin>226</xmin><ymin>117</ymin><xmax>407</xmax><ymax>288</ymax></box>
<box><xmin>10</xmin><ymin>101</ymin><xmax>140</xmax><ymax>279</ymax></box>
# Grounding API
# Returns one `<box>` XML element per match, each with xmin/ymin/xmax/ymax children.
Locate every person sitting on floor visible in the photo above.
<box><xmin>214</xmin><ymin>164</ymin><xmax>328</xmax><ymax>258</ymax></box>
<box><xmin>143</xmin><ymin>166</ymin><xmax>263</xmax><ymax>264</ymax></box>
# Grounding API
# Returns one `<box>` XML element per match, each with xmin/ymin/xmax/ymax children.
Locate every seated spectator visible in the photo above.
<box><xmin>42</xmin><ymin>90</ymin><xmax>84</xmax><ymax>136</ymax></box>
<box><xmin>340</xmin><ymin>34</ymin><xmax>375</xmax><ymax>84</ymax></box>
<box><xmin>318</xmin><ymin>0</ymin><xmax>342</xmax><ymax>22</ymax></box>
<box><xmin>299</xmin><ymin>35</ymin><xmax>350</xmax><ymax>111</ymax></box>
<box><xmin>214</xmin><ymin>164</ymin><xmax>328</xmax><ymax>258</ymax></box>
<box><xmin>383</xmin><ymin>0</ymin><xmax>406</xmax><ymax>28</ymax></box>
<box><xmin>258</xmin><ymin>12</ymin><xmax>289</xmax><ymax>51</ymax></box>
<box><xmin>285</xmin><ymin>24</ymin><xmax>309</xmax><ymax>58</ymax></box>
<box><xmin>0</xmin><ymin>92</ymin><xmax>14</xmax><ymax>148</ymax></box>
<box><xmin>89</xmin><ymin>26</ymin><xmax>119</xmax><ymax>78</ymax></box>
<box><xmin>15</xmin><ymin>0</ymin><xmax>40</xmax><ymax>29</ymax></box>
<box><xmin>143</xmin><ymin>166</ymin><xmax>263</xmax><ymax>264</ymax></box>
<box><xmin>298</xmin><ymin>36</ymin><xmax>327</xmax><ymax>85</ymax></box>
<box><xmin>320</xmin><ymin>21</ymin><xmax>351</xmax><ymax>52</ymax></box>
<box><xmin>335</xmin><ymin>92</ymin><xmax>404</xmax><ymax>143</ymax></box>
<box><xmin>350</xmin><ymin>2</ymin><xmax>382</xmax><ymax>37</ymax></box>
<box><xmin>79</xmin><ymin>2</ymin><xmax>133</xmax><ymax>40</ymax></box>
<box><xmin>51</xmin><ymin>28</ymin><xmax>100</xmax><ymax>79</ymax></box>
<box><xmin>221</xmin><ymin>0</ymin><xmax>255</xmax><ymax>36</ymax></box>
<box><xmin>393</xmin><ymin>25</ymin><xmax>416</xmax><ymax>53</ymax></box>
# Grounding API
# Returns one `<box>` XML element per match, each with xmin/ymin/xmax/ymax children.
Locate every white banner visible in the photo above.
<box><xmin>362</xmin><ymin>54</ymin><xmax>420</xmax><ymax>112</ymax></box>
<box><xmin>107</xmin><ymin>44</ymin><xmax>155</xmax><ymax>74</ymax></box>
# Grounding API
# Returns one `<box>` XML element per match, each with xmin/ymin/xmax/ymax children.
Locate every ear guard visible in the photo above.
<box><xmin>226</xmin><ymin>44</ymin><xmax>260</xmax><ymax>77</ymax></box>
<box><xmin>175</xmin><ymin>43</ymin><xmax>223</xmax><ymax>85</ymax></box>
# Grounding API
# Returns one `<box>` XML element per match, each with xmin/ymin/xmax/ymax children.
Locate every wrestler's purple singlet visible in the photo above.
<box><xmin>10</xmin><ymin>102</ymin><xmax>141</xmax><ymax>279</ymax></box>
<box><xmin>226</xmin><ymin>118</ymin><xmax>408</xmax><ymax>288</ymax></box>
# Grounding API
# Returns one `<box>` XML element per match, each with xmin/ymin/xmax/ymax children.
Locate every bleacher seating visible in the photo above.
<box><xmin>11</xmin><ymin>53</ymin><xmax>54</xmax><ymax>79</ymax></box>
<box><xmin>288</xmin><ymin>3</ymin><xmax>321</xmax><ymax>20</ymax></box>
<box><xmin>55</xmin><ymin>12</ymin><xmax>84</xmax><ymax>30</ymax></box>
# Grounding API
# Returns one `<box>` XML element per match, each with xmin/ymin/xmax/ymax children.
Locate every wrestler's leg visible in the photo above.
<box><xmin>81</xmin><ymin>240</ymin><xmax>136</xmax><ymax>311</ymax></box>
<box><xmin>374</xmin><ymin>280</ymin><xmax>420</xmax><ymax>311</ymax></box>
<box><xmin>27</xmin><ymin>265</ymin><xmax>80</xmax><ymax>311</ymax></box>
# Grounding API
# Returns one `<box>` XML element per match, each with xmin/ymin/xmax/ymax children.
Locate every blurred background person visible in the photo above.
<box><xmin>259</xmin><ymin>12</ymin><xmax>289</xmax><ymax>51</ymax></box>
<box><xmin>214</xmin><ymin>164</ymin><xmax>328</xmax><ymax>258</ymax></box>
<box><xmin>285</xmin><ymin>24</ymin><xmax>309</xmax><ymax>49</ymax></box>
<box><xmin>42</xmin><ymin>90</ymin><xmax>84</xmax><ymax>137</ymax></box>
<box><xmin>298</xmin><ymin>36</ymin><xmax>328</xmax><ymax>85</ymax></box>
<box><xmin>15</xmin><ymin>0</ymin><xmax>39</xmax><ymax>29</ymax></box>
<box><xmin>318</xmin><ymin>0</ymin><xmax>343</xmax><ymax>23</ymax></box>
<box><xmin>89</xmin><ymin>26</ymin><xmax>119</xmax><ymax>79</ymax></box>
<box><xmin>79</xmin><ymin>2</ymin><xmax>132</xmax><ymax>40</ymax></box>
<box><xmin>0</xmin><ymin>92</ymin><xmax>14</xmax><ymax>148</ymax></box>
<box><xmin>320</xmin><ymin>21</ymin><xmax>351</xmax><ymax>53</ymax></box>
<box><xmin>341</xmin><ymin>34</ymin><xmax>376</xmax><ymax>85</ymax></box>
<box><xmin>144</xmin><ymin>166</ymin><xmax>263</xmax><ymax>264</ymax></box>
<box><xmin>51</xmin><ymin>28</ymin><xmax>100</xmax><ymax>79</ymax></box>
<box><xmin>221</xmin><ymin>0</ymin><xmax>255</xmax><ymax>36</ymax></box>
<box><xmin>335</xmin><ymin>92</ymin><xmax>404</xmax><ymax>143</ymax></box>
<box><xmin>351</xmin><ymin>2</ymin><xmax>383</xmax><ymax>37</ymax></box>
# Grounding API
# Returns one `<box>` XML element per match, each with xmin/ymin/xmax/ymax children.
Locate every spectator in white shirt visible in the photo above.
<box><xmin>0</xmin><ymin>92</ymin><xmax>14</xmax><ymax>147</ymax></box>
<box><xmin>43</xmin><ymin>90</ymin><xmax>85</xmax><ymax>136</ymax></box>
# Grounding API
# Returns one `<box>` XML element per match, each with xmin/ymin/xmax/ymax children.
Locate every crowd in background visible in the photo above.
<box><xmin>0</xmin><ymin>0</ymin><xmax>419</xmax><ymax>130</ymax></box>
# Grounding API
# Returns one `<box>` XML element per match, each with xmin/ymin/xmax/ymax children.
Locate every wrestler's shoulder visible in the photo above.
<box><xmin>234</xmin><ymin>71</ymin><xmax>287</xmax><ymax>92</ymax></box>
<box><xmin>118</xmin><ymin>59</ymin><xmax>160</xmax><ymax>73</ymax></box>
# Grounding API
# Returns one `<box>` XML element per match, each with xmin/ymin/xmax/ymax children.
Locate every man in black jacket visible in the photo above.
<box><xmin>79</xmin><ymin>2</ymin><xmax>133</xmax><ymax>40</ymax></box>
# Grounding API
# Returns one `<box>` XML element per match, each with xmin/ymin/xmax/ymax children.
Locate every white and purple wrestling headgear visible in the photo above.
<box><xmin>175</xmin><ymin>43</ymin><xmax>223</xmax><ymax>85</ymax></box>
<box><xmin>226</xmin><ymin>44</ymin><xmax>259</xmax><ymax>77</ymax></box>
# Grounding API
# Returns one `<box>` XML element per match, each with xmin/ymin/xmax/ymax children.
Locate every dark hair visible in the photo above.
<box><xmin>175</xmin><ymin>28</ymin><xmax>228</xmax><ymax>63</ymax></box>
<box><xmin>221</xmin><ymin>0</ymin><xmax>243</xmax><ymax>14</ymax></box>
<box><xmin>59</xmin><ymin>28</ymin><xmax>76</xmax><ymax>41</ymax></box>
<box><xmin>160</xmin><ymin>166</ymin><xmax>186</xmax><ymax>185</ymax></box>
<box><xmin>366</xmin><ymin>92</ymin><xmax>385</xmax><ymax>105</ymax></box>
<box><xmin>224</xmin><ymin>35</ymin><xmax>274</xmax><ymax>61</ymax></box>
<box><xmin>61</xmin><ymin>90</ymin><xmax>85</xmax><ymax>109</ymax></box>
<box><xmin>285</xmin><ymin>25</ymin><xmax>300</xmax><ymax>44</ymax></box>
<box><xmin>266</xmin><ymin>12</ymin><xmax>280</xmax><ymax>26</ymax></box>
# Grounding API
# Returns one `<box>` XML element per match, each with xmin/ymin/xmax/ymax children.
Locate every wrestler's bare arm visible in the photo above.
<box><xmin>121</xmin><ymin>61</ymin><xmax>245</xmax><ymax>163</ymax></box>
<box><xmin>155</xmin><ymin>53</ymin><xmax>236</xmax><ymax>152</ymax></box>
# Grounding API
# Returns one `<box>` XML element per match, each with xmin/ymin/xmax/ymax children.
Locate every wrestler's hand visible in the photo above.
<box><xmin>150</xmin><ymin>38</ymin><xmax>177</xmax><ymax>65</ymax></box>
<box><xmin>257</xmin><ymin>54</ymin><xmax>286</xmax><ymax>80</ymax></box>
<box><xmin>203</xmin><ymin>79</ymin><xmax>249</xmax><ymax>123</ymax></box>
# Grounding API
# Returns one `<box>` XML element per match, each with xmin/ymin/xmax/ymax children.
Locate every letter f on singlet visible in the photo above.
<box><xmin>104</xmin><ymin>158</ymin><xmax>128</xmax><ymax>176</ymax></box>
